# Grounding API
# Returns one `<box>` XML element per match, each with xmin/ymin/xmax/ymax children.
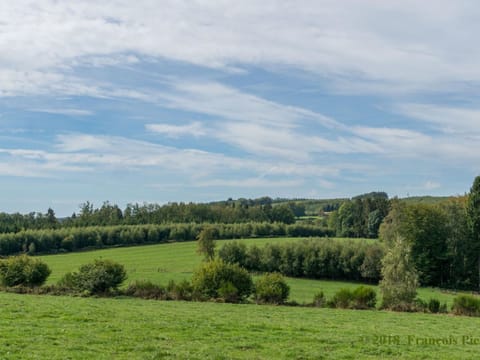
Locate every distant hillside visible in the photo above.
<box><xmin>398</xmin><ymin>196</ymin><xmax>452</xmax><ymax>205</ymax></box>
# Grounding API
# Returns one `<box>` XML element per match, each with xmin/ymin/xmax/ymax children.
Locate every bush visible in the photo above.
<box><xmin>192</xmin><ymin>259</ymin><xmax>253</xmax><ymax>302</ymax></box>
<box><xmin>452</xmin><ymin>295</ymin><xmax>480</xmax><ymax>316</ymax></box>
<box><xmin>327</xmin><ymin>286</ymin><xmax>376</xmax><ymax>309</ymax></box>
<box><xmin>427</xmin><ymin>298</ymin><xmax>441</xmax><ymax>313</ymax></box>
<box><xmin>0</xmin><ymin>255</ymin><xmax>51</xmax><ymax>287</ymax></box>
<box><xmin>312</xmin><ymin>291</ymin><xmax>326</xmax><ymax>307</ymax></box>
<box><xmin>351</xmin><ymin>286</ymin><xmax>377</xmax><ymax>309</ymax></box>
<box><xmin>124</xmin><ymin>280</ymin><xmax>167</xmax><ymax>300</ymax></box>
<box><xmin>328</xmin><ymin>288</ymin><xmax>354</xmax><ymax>309</ymax></box>
<box><xmin>167</xmin><ymin>280</ymin><xmax>194</xmax><ymax>301</ymax></box>
<box><xmin>254</xmin><ymin>273</ymin><xmax>290</xmax><ymax>304</ymax></box>
<box><xmin>58</xmin><ymin>259</ymin><xmax>127</xmax><ymax>295</ymax></box>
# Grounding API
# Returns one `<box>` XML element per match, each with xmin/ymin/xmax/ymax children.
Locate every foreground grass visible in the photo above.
<box><xmin>0</xmin><ymin>292</ymin><xmax>480</xmax><ymax>359</ymax></box>
<box><xmin>38</xmin><ymin>238</ymin><xmax>461</xmax><ymax>306</ymax></box>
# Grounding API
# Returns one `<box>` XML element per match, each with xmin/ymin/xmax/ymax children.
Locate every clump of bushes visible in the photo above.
<box><xmin>191</xmin><ymin>259</ymin><xmax>253</xmax><ymax>303</ymax></box>
<box><xmin>427</xmin><ymin>298</ymin><xmax>444</xmax><ymax>314</ymax></box>
<box><xmin>326</xmin><ymin>286</ymin><xmax>376</xmax><ymax>310</ymax></box>
<box><xmin>452</xmin><ymin>295</ymin><xmax>480</xmax><ymax>317</ymax></box>
<box><xmin>124</xmin><ymin>280</ymin><xmax>168</xmax><ymax>300</ymax></box>
<box><xmin>58</xmin><ymin>259</ymin><xmax>126</xmax><ymax>295</ymax></box>
<box><xmin>254</xmin><ymin>273</ymin><xmax>290</xmax><ymax>305</ymax></box>
<box><xmin>0</xmin><ymin>255</ymin><xmax>51</xmax><ymax>287</ymax></box>
<box><xmin>328</xmin><ymin>288</ymin><xmax>353</xmax><ymax>309</ymax></box>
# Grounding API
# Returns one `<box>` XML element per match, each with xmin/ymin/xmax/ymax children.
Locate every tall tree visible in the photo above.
<box><xmin>467</xmin><ymin>176</ymin><xmax>480</xmax><ymax>291</ymax></box>
<box><xmin>197</xmin><ymin>226</ymin><xmax>217</xmax><ymax>261</ymax></box>
<box><xmin>379</xmin><ymin>235</ymin><xmax>418</xmax><ymax>310</ymax></box>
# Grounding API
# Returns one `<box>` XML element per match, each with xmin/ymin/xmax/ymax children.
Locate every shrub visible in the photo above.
<box><xmin>328</xmin><ymin>288</ymin><xmax>354</xmax><ymax>309</ymax></box>
<box><xmin>351</xmin><ymin>286</ymin><xmax>377</xmax><ymax>309</ymax></box>
<box><xmin>0</xmin><ymin>255</ymin><xmax>51</xmax><ymax>287</ymax></box>
<box><xmin>192</xmin><ymin>259</ymin><xmax>253</xmax><ymax>302</ymax></box>
<box><xmin>427</xmin><ymin>298</ymin><xmax>441</xmax><ymax>313</ymax></box>
<box><xmin>167</xmin><ymin>279</ymin><xmax>194</xmax><ymax>301</ymax></box>
<box><xmin>452</xmin><ymin>295</ymin><xmax>480</xmax><ymax>316</ymax></box>
<box><xmin>58</xmin><ymin>259</ymin><xmax>127</xmax><ymax>295</ymax></box>
<box><xmin>414</xmin><ymin>298</ymin><xmax>428</xmax><ymax>312</ymax></box>
<box><xmin>254</xmin><ymin>273</ymin><xmax>290</xmax><ymax>305</ymax></box>
<box><xmin>124</xmin><ymin>280</ymin><xmax>167</xmax><ymax>300</ymax></box>
<box><xmin>217</xmin><ymin>281</ymin><xmax>239</xmax><ymax>303</ymax></box>
<box><xmin>312</xmin><ymin>291</ymin><xmax>326</xmax><ymax>307</ymax></box>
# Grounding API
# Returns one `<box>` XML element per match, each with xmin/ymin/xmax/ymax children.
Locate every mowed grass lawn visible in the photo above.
<box><xmin>1</xmin><ymin>292</ymin><xmax>480</xmax><ymax>359</ymax></box>
<box><xmin>38</xmin><ymin>238</ymin><xmax>461</xmax><ymax>306</ymax></box>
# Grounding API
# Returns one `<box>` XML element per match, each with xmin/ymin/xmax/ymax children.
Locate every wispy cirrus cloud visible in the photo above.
<box><xmin>146</xmin><ymin>122</ymin><xmax>206</xmax><ymax>138</ymax></box>
<box><xmin>395</xmin><ymin>103</ymin><xmax>480</xmax><ymax>135</ymax></box>
<box><xmin>29</xmin><ymin>108</ymin><xmax>93</xmax><ymax>116</ymax></box>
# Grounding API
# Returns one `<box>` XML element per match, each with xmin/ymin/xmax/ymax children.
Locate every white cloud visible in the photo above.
<box><xmin>194</xmin><ymin>178</ymin><xmax>303</xmax><ymax>188</ymax></box>
<box><xmin>29</xmin><ymin>108</ymin><xmax>93</xmax><ymax>116</ymax></box>
<box><xmin>395</xmin><ymin>103</ymin><xmax>480</xmax><ymax>135</ymax></box>
<box><xmin>146</xmin><ymin>122</ymin><xmax>206</xmax><ymax>138</ymax></box>
<box><xmin>2</xmin><ymin>1</ymin><xmax>480</xmax><ymax>96</ymax></box>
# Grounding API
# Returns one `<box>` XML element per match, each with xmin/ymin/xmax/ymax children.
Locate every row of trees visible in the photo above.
<box><xmin>218</xmin><ymin>239</ymin><xmax>384</xmax><ymax>282</ymax></box>
<box><xmin>0</xmin><ymin>222</ymin><xmax>333</xmax><ymax>256</ymax></box>
<box><xmin>0</xmin><ymin>209</ymin><xmax>57</xmax><ymax>233</ymax></box>
<box><xmin>0</xmin><ymin>200</ymin><xmax>301</xmax><ymax>233</ymax></box>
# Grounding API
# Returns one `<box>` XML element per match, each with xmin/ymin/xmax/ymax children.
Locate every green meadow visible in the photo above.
<box><xmin>1</xmin><ymin>292</ymin><xmax>480</xmax><ymax>359</ymax></box>
<box><xmin>38</xmin><ymin>237</ymin><xmax>460</xmax><ymax>306</ymax></box>
<box><xmin>0</xmin><ymin>237</ymin><xmax>476</xmax><ymax>359</ymax></box>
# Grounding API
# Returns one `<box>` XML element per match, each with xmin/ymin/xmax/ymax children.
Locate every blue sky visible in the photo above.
<box><xmin>1</xmin><ymin>1</ymin><xmax>479</xmax><ymax>215</ymax></box>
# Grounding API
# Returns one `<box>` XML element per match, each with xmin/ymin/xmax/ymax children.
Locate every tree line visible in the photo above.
<box><xmin>0</xmin><ymin>200</ymin><xmax>303</xmax><ymax>233</ymax></box>
<box><xmin>218</xmin><ymin>239</ymin><xmax>383</xmax><ymax>283</ymax></box>
<box><xmin>0</xmin><ymin>222</ymin><xmax>333</xmax><ymax>256</ymax></box>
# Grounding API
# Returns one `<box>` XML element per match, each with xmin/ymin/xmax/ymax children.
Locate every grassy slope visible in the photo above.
<box><xmin>38</xmin><ymin>238</ymin><xmax>460</xmax><ymax>306</ymax></box>
<box><xmin>0</xmin><ymin>292</ymin><xmax>480</xmax><ymax>359</ymax></box>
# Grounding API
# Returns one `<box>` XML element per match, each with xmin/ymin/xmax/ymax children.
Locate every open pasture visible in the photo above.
<box><xmin>0</xmin><ymin>292</ymin><xmax>479</xmax><ymax>359</ymax></box>
<box><xmin>38</xmin><ymin>238</ymin><xmax>460</xmax><ymax>306</ymax></box>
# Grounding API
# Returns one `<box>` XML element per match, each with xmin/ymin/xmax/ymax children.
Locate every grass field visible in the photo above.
<box><xmin>1</xmin><ymin>291</ymin><xmax>480</xmax><ymax>359</ymax></box>
<box><xmin>37</xmin><ymin>238</ymin><xmax>462</xmax><ymax>306</ymax></box>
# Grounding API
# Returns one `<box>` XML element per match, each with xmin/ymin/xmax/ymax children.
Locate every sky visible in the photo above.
<box><xmin>1</xmin><ymin>1</ymin><xmax>479</xmax><ymax>216</ymax></box>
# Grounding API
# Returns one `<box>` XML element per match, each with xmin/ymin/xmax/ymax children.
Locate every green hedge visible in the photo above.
<box><xmin>219</xmin><ymin>239</ymin><xmax>384</xmax><ymax>282</ymax></box>
<box><xmin>0</xmin><ymin>223</ymin><xmax>333</xmax><ymax>256</ymax></box>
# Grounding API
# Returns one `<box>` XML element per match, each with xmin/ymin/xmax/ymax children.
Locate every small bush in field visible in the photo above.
<box><xmin>254</xmin><ymin>273</ymin><xmax>290</xmax><ymax>305</ymax></box>
<box><xmin>167</xmin><ymin>279</ymin><xmax>194</xmax><ymax>301</ymax></box>
<box><xmin>0</xmin><ymin>255</ymin><xmax>51</xmax><ymax>287</ymax></box>
<box><xmin>192</xmin><ymin>259</ymin><xmax>253</xmax><ymax>302</ymax></box>
<box><xmin>328</xmin><ymin>288</ymin><xmax>353</xmax><ymax>309</ymax></box>
<box><xmin>427</xmin><ymin>298</ymin><xmax>441</xmax><ymax>313</ymax></box>
<box><xmin>312</xmin><ymin>291</ymin><xmax>326</xmax><ymax>307</ymax></box>
<box><xmin>327</xmin><ymin>286</ymin><xmax>376</xmax><ymax>310</ymax></box>
<box><xmin>58</xmin><ymin>259</ymin><xmax>126</xmax><ymax>295</ymax></box>
<box><xmin>351</xmin><ymin>286</ymin><xmax>376</xmax><ymax>309</ymax></box>
<box><xmin>452</xmin><ymin>295</ymin><xmax>480</xmax><ymax>316</ymax></box>
<box><xmin>124</xmin><ymin>280</ymin><xmax>167</xmax><ymax>300</ymax></box>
